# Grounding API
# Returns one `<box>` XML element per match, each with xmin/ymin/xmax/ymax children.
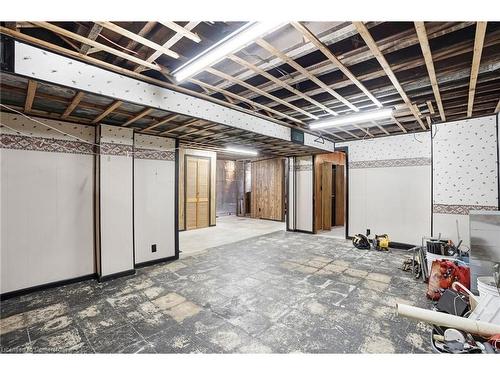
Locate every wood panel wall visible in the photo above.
<box><xmin>179</xmin><ymin>148</ymin><xmax>216</xmax><ymax>230</ymax></box>
<box><xmin>251</xmin><ymin>158</ymin><xmax>285</xmax><ymax>221</ymax></box>
<box><xmin>314</xmin><ymin>152</ymin><xmax>346</xmax><ymax>232</ymax></box>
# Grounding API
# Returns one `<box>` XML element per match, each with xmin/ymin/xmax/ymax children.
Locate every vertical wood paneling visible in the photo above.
<box><xmin>251</xmin><ymin>158</ymin><xmax>285</xmax><ymax>221</ymax></box>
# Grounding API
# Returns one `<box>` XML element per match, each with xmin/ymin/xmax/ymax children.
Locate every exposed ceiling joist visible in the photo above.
<box><xmin>95</xmin><ymin>21</ymin><xmax>179</xmax><ymax>59</ymax></box>
<box><xmin>228</xmin><ymin>54</ymin><xmax>336</xmax><ymax>116</ymax></box>
<box><xmin>414</xmin><ymin>22</ymin><xmax>446</xmax><ymax>122</ymax></box>
<box><xmin>255</xmin><ymin>38</ymin><xmax>358</xmax><ymax>112</ymax></box>
<box><xmin>30</xmin><ymin>22</ymin><xmax>163</xmax><ymax>71</ymax></box>
<box><xmin>178</xmin><ymin>124</ymin><xmax>219</xmax><ymax>139</ymax></box>
<box><xmin>291</xmin><ymin>22</ymin><xmax>383</xmax><ymax>108</ymax></box>
<box><xmin>159</xmin><ymin>21</ymin><xmax>201</xmax><ymax>43</ymax></box>
<box><xmin>159</xmin><ymin>119</ymin><xmax>209</xmax><ymax>135</ymax></box>
<box><xmin>122</xmin><ymin>108</ymin><xmax>154</xmax><ymax>127</ymax></box>
<box><xmin>143</xmin><ymin>114</ymin><xmax>180</xmax><ymax>132</ymax></box>
<box><xmin>467</xmin><ymin>22</ymin><xmax>488</xmax><ymax>117</ymax></box>
<box><xmin>62</xmin><ymin>91</ymin><xmax>85</xmax><ymax>119</ymax></box>
<box><xmin>24</xmin><ymin>79</ymin><xmax>37</xmax><ymax>113</ymax></box>
<box><xmin>495</xmin><ymin>99</ymin><xmax>500</xmax><ymax>114</ymax></box>
<box><xmin>80</xmin><ymin>23</ymin><xmax>103</xmax><ymax>55</ymax></box>
<box><xmin>352</xmin><ymin>22</ymin><xmax>427</xmax><ymax>130</ymax></box>
<box><xmin>205</xmin><ymin>67</ymin><xmax>317</xmax><ymax>120</ymax></box>
<box><xmin>92</xmin><ymin>100</ymin><xmax>123</xmax><ymax>124</ymax></box>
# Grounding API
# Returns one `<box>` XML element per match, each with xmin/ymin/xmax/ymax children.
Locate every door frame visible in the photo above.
<box><xmin>184</xmin><ymin>154</ymin><xmax>211</xmax><ymax>231</ymax></box>
<box><xmin>334</xmin><ymin>146</ymin><xmax>349</xmax><ymax>239</ymax></box>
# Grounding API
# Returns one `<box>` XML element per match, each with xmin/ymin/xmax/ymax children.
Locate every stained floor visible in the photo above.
<box><xmin>180</xmin><ymin>215</ymin><xmax>285</xmax><ymax>256</ymax></box>
<box><xmin>0</xmin><ymin>231</ymin><xmax>432</xmax><ymax>353</ymax></box>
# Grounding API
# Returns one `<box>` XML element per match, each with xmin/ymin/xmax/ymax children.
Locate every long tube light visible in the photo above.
<box><xmin>309</xmin><ymin>108</ymin><xmax>393</xmax><ymax>130</ymax></box>
<box><xmin>173</xmin><ymin>22</ymin><xmax>283</xmax><ymax>82</ymax></box>
<box><xmin>224</xmin><ymin>146</ymin><xmax>258</xmax><ymax>156</ymax></box>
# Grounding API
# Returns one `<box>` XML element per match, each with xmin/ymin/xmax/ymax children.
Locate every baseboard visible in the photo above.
<box><xmin>135</xmin><ymin>255</ymin><xmax>178</xmax><ymax>269</ymax></box>
<box><xmin>389</xmin><ymin>241</ymin><xmax>417</xmax><ymax>250</ymax></box>
<box><xmin>290</xmin><ymin>229</ymin><xmax>315</xmax><ymax>234</ymax></box>
<box><xmin>0</xmin><ymin>273</ymin><xmax>97</xmax><ymax>301</ymax></box>
<box><xmin>98</xmin><ymin>269</ymin><xmax>135</xmax><ymax>282</ymax></box>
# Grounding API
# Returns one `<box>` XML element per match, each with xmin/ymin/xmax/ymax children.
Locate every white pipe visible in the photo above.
<box><xmin>396</xmin><ymin>303</ymin><xmax>500</xmax><ymax>337</ymax></box>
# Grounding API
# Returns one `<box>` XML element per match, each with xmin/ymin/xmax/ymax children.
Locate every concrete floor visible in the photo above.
<box><xmin>0</xmin><ymin>231</ymin><xmax>432</xmax><ymax>353</ymax></box>
<box><xmin>317</xmin><ymin>226</ymin><xmax>345</xmax><ymax>239</ymax></box>
<box><xmin>180</xmin><ymin>215</ymin><xmax>285</xmax><ymax>256</ymax></box>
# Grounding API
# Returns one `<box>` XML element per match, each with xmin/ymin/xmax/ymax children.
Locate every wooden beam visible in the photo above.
<box><xmin>291</xmin><ymin>22</ymin><xmax>382</xmax><ymax>108</ymax></box>
<box><xmin>495</xmin><ymin>99</ymin><xmax>500</xmax><ymax>114</ymax></box>
<box><xmin>205</xmin><ymin>67</ymin><xmax>318</xmax><ymax>120</ymax></box>
<box><xmin>80</xmin><ymin>23</ymin><xmax>103</xmax><ymax>55</ymax></box>
<box><xmin>112</xmin><ymin>22</ymin><xmax>157</xmax><ymax>64</ymax></box>
<box><xmin>143</xmin><ymin>114</ymin><xmax>180</xmax><ymax>132</ymax></box>
<box><xmin>353</xmin><ymin>22</ymin><xmax>426</xmax><ymax>130</ymax></box>
<box><xmin>228</xmin><ymin>54</ymin><xmax>336</xmax><ymax>116</ymax></box>
<box><xmin>414</xmin><ymin>22</ymin><xmax>446</xmax><ymax>122</ymax></box>
<box><xmin>256</xmin><ymin>38</ymin><xmax>358</xmax><ymax>112</ymax></box>
<box><xmin>62</xmin><ymin>91</ymin><xmax>85</xmax><ymax>118</ymax></box>
<box><xmin>159</xmin><ymin>21</ymin><xmax>201</xmax><ymax>43</ymax></box>
<box><xmin>24</xmin><ymin>80</ymin><xmax>37</xmax><ymax>113</ymax></box>
<box><xmin>31</xmin><ymin>22</ymin><xmax>163</xmax><ymax>71</ymax></box>
<box><xmin>190</xmin><ymin>78</ymin><xmax>305</xmax><ymax>124</ymax></box>
<box><xmin>136</xmin><ymin>22</ymin><xmax>201</xmax><ymax>73</ymax></box>
<box><xmin>159</xmin><ymin>119</ymin><xmax>208</xmax><ymax>135</ymax></box>
<box><xmin>122</xmin><ymin>108</ymin><xmax>154</xmax><ymax>127</ymax></box>
<box><xmin>391</xmin><ymin>115</ymin><xmax>408</xmax><ymax>133</ymax></box>
<box><xmin>467</xmin><ymin>22</ymin><xmax>488</xmax><ymax>117</ymax></box>
<box><xmin>95</xmin><ymin>21</ymin><xmax>179</xmax><ymax>59</ymax></box>
<box><xmin>426</xmin><ymin>100</ymin><xmax>435</xmax><ymax>115</ymax></box>
<box><xmin>92</xmin><ymin>100</ymin><xmax>123</xmax><ymax>124</ymax></box>
<box><xmin>178</xmin><ymin>124</ymin><xmax>219</xmax><ymax>139</ymax></box>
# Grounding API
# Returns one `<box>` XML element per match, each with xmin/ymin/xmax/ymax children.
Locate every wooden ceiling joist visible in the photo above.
<box><xmin>111</xmin><ymin>21</ymin><xmax>157</xmax><ymax>65</ymax></box>
<box><xmin>178</xmin><ymin>124</ymin><xmax>219</xmax><ymax>139</ymax></box>
<box><xmin>62</xmin><ymin>91</ymin><xmax>85</xmax><ymax>119</ymax></box>
<box><xmin>30</xmin><ymin>22</ymin><xmax>163</xmax><ymax>72</ymax></box>
<box><xmin>291</xmin><ymin>22</ymin><xmax>383</xmax><ymax>108</ymax></box>
<box><xmin>95</xmin><ymin>21</ymin><xmax>179</xmax><ymax>59</ymax></box>
<box><xmin>159</xmin><ymin>21</ymin><xmax>201</xmax><ymax>43</ymax></box>
<box><xmin>495</xmin><ymin>99</ymin><xmax>500</xmax><ymax>114</ymax></box>
<box><xmin>255</xmin><ymin>38</ymin><xmax>359</xmax><ymax>112</ymax></box>
<box><xmin>353</xmin><ymin>22</ymin><xmax>427</xmax><ymax>130</ymax></box>
<box><xmin>122</xmin><ymin>108</ymin><xmax>154</xmax><ymax>127</ymax></box>
<box><xmin>414</xmin><ymin>22</ymin><xmax>446</xmax><ymax>122</ymax></box>
<box><xmin>205</xmin><ymin>67</ymin><xmax>318</xmax><ymax>120</ymax></box>
<box><xmin>92</xmin><ymin>100</ymin><xmax>123</xmax><ymax>124</ymax></box>
<box><xmin>79</xmin><ymin>23</ymin><xmax>103</xmax><ymax>55</ymax></box>
<box><xmin>159</xmin><ymin>119</ymin><xmax>209</xmax><ymax>135</ymax></box>
<box><xmin>189</xmin><ymin>78</ymin><xmax>304</xmax><ymax>124</ymax></box>
<box><xmin>143</xmin><ymin>114</ymin><xmax>180</xmax><ymax>132</ymax></box>
<box><xmin>24</xmin><ymin>80</ymin><xmax>37</xmax><ymax>113</ymax></box>
<box><xmin>228</xmin><ymin>54</ymin><xmax>336</xmax><ymax>116</ymax></box>
<box><xmin>136</xmin><ymin>22</ymin><xmax>201</xmax><ymax>73</ymax></box>
<box><xmin>426</xmin><ymin>100</ymin><xmax>435</xmax><ymax>115</ymax></box>
<box><xmin>467</xmin><ymin>22</ymin><xmax>488</xmax><ymax>117</ymax></box>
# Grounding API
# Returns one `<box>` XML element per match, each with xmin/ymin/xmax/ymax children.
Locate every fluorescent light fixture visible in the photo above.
<box><xmin>309</xmin><ymin>108</ymin><xmax>393</xmax><ymax>130</ymax></box>
<box><xmin>173</xmin><ymin>22</ymin><xmax>283</xmax><ymax>82</ymax></box>
<box><xmin>224</xmin><ymin>146</ymin><xmax>258</xmax><ymax>156</ymax></box>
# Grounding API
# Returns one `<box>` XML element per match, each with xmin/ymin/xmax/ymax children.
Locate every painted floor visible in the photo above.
<box><xmin>180</xmin><ymin>215</ymin><xmax>285</xmax><ymax>256</ymax></box>
<box><xmin>0</xmin><ymin>231</ymin><xmax>432</xmax><ymax>353</ymax></box>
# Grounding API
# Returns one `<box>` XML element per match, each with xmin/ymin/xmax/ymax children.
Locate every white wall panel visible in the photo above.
<box><xmin>98</xmin><ymin>125</ymin><xmax>134</xmax><ymax>277</ymax></box>
<box><xmin>294</xmin><ymin>156</ymin><xmax>314</xmax><ymax>232</ymax></box>
<box><xmin>134</xmin><ymin>134</ymin><xmax>176</xmax><ymax>264</ymax></box>
<box><xmin>0</xmin><ymin>113</ymin><xmax>94</xmax><ymax>293</ymax></box>
<box><xmin>432</xmin><ymin>115</ymin><xmax>498</xmax><ymax>246</ymax></box>
<box><xmin>341</xmin><ymin>132</ymin><xmax>432</xmax><ymax>244</ymax></box>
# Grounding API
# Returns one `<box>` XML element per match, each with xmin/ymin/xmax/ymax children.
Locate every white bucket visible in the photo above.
<box><xmin>477</xmin><ymin>276</ymin><xmax>500</xmax><ymax>298</ymax></box>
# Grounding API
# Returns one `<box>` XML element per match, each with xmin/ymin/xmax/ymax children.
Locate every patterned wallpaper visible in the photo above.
<box><xmin>432</xmin><ymin>115</ymin><xmax>498</xmax><ymax>214</ymax></box>
<box><xmin>134</xmin><ymin>134</ymin><xmax>175</xmax><ymax>161</ymax></box>
<box><xmin>337</xmin><ymin>132</ymin><xmax>431</xmax><ymax>167</ymax></box>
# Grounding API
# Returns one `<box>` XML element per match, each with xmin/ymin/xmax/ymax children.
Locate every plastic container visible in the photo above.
<box><xmin>477</xmin><ymin>276</ymin><xmax>500</xmax><ymax>297</ymax></box>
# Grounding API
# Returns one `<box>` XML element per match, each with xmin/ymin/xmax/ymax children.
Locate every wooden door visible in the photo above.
<box><xmin>185</xmin><ymin>156</ymin><xmax>210</xmax><ymax>230</ymax></box>
<box><xmin>335</xmin><ymin>165</ymin><xmax>345</xmax><ymax>226</ymax></box>
<box><xmin>321</xmin><ymin>162</ymin><xmax>332</xmax><ymax>230</ymax></box>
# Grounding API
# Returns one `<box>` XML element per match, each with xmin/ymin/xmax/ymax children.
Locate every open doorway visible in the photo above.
<box><xmin>314</xmin><ymin>151</ymin><xmax>346</xmax><ymax>238</ymax></box>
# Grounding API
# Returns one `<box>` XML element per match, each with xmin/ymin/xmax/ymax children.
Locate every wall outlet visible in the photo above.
<box><xmin>151</xmin><ymin>244</ymin><xmax>157</xmax><ymax>253</ymax></box>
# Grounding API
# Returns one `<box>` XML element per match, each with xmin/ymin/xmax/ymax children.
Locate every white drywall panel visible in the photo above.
<box><xmin>134</xmin><ymin>134</ymin><xmax>176</xmax><ymax>264</ymax></box>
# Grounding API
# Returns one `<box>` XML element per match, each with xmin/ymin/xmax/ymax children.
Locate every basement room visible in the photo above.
<box><xmin>1</xmin><ymin>2</ymin><xmax>500</xmax><ymax>368</ymax></box>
